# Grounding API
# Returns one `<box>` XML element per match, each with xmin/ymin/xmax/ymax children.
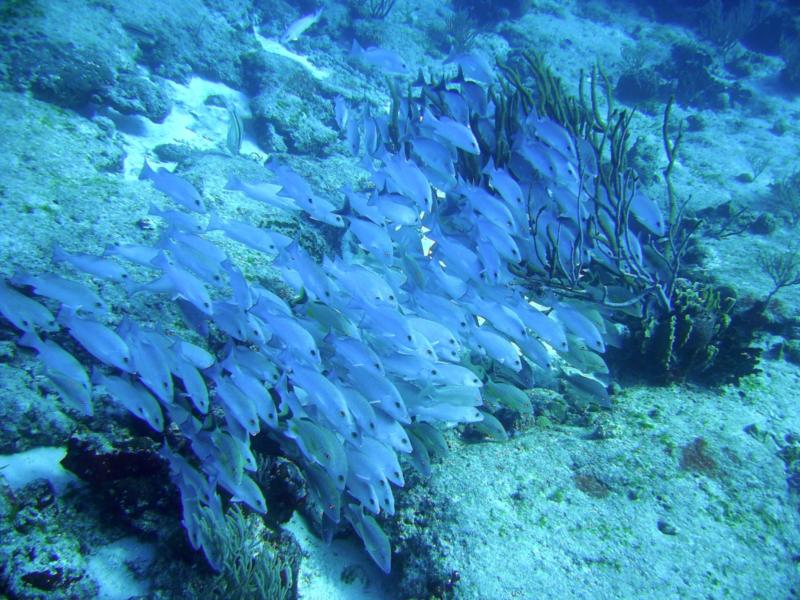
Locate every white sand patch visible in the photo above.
<box><xmin>255</xmin><ymin>29</ymin><xmax>331</xmax><ymax>80</ymax></box>
<box><xmin>105</xmin><ymin>76</ymin><xmax>260</xmax><ymax>178</ymax></box>
<box><xmin>0</xmin><ymin>446</ymin><xmax>78</xmax><ymax>494</ymax></box>
<box><xmin>86</xmin><ymin>537</ymin><xmax>156</xmax><ymax>600</ymax></box>
<box><xmin>283</xmin><ymin>513</ymin><xmax>398</xmax><ymax>600</ymax></box>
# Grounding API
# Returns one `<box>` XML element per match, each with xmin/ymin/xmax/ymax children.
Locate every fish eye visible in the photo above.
<box><xmin>95</xmin><ymin>301</ymin><xmax>103</xmax><ymax>308</ymax></box>
<box><xmin>324</xmin><ymin>452</ymin><xmax>331</xmax><ymax>460</ymax></box>
<box><xmin>351</xmin><ymin>431</ymin><xmax>358</xmax><ymax>438</ymax></box>
<box><xmin>339</xmin><ymin>410</ymin><xmax>346</xmax><ymax>417</ymax></box>
<box><xmin>394</xmin><ymin>401</ymin><xmax>401</xmax><ymax>408</ymax></box>
<box><xmin>310</xmin><ymin>349</ymin><xmax>317</xmax><ymax>356</ymax></box>
<box><xmin>339</xmin><ymin>475</ymin><xmax>345</xmax><ymax>483</ymax></box>
<box><xmin>431</xmin><ymin>369</ymin><xmax>438</xmax><ymax>375</ymax></box>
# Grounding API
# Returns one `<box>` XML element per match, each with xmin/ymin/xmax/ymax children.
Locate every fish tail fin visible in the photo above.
<box><xmin>56</xmin><ymin>305</ymin><xmax>76</xmax><ymax>326</ymax></box>
<box><xmin>17</xmin><ymin>330</ymin><xmax>42</xmax><ymax>351</ymax></box>
<box><xmin>139</xmin><ymin>158</ymin><xmax>156</xmax><ymax>181</ymax></box>
<box><xmin>90</xmin><ymin>366</ymin><xmax>105</xmax><ymax>386</ymax></box>
<box><xmin>206</xmin><ymin>211</ymin><xmax>223</xmax><ymax>232</ymax></box>
<box><xmin>52</xmin><ymin>244</ymin><xmax>68</xmax><ymax>264</ymax></box>
<box><xmin>225</xmin><ymin>174</ymin><xmax>243</xmax><ymax>192</ymax></box>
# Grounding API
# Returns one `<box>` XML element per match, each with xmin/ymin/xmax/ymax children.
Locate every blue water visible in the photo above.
<box><xmin>0</xmin><ymin>1</ymin><xmax>798</xmax><ymax>598</ymax></box>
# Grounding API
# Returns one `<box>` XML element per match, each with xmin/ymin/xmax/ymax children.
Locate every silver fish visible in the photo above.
<box><xmin>281</xmin><ymin>8</ymin><xmax>323</xmax><ymax>44</ymax></box>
